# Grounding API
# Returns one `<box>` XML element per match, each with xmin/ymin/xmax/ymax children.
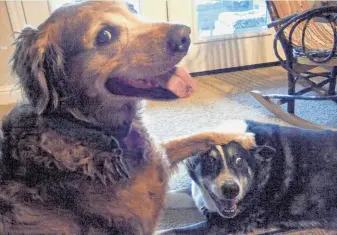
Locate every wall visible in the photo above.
<box><xmin>0</xmin><ymin>1</ymin><xmax>50</xmax><ymax>105</ymax></box>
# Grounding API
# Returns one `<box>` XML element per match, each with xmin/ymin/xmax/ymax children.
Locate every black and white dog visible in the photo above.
<box><xmin>159</xmin><ymin>120</ymin><xmax>337</xmax><ymax>235</ymax></box>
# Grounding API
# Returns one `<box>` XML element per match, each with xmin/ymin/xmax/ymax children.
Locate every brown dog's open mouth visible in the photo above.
<box><xmin>104</xmin><ymin>66</ymin><xmax>196</xmax><ymax>100</ymax></box>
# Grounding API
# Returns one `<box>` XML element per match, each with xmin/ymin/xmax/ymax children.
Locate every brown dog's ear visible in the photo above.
<box><xmin>11</xmin><ymin>26</ymin><xmax>65</xmax><ymax>114</ymax></box>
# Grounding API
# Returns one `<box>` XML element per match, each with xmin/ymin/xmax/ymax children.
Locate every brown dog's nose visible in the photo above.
<box><xmin>167</xmin><ymin>24</ymin><xmax>191</xmax><ymax>53</ymax></box>
<box><xmin>222</xmin><ymin>181</ymin><xmax>240</xmax><ymax>199</ymax></box>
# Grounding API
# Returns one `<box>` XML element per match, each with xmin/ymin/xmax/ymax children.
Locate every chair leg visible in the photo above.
<box><xmin>287</xmin><ymin>71</ymin><xmax>295</xmax><ymax>114</ymax></box>
<box><xmin>328</xmin><ymin>66</ymin><xmax>337</xmax><ymax>95</ymax></box>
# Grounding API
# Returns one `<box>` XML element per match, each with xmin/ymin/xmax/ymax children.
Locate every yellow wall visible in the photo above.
<box><xmin>0</xmin><ymin>2</ymin><xmax>16</xmax><ymax>87</ymax></box>
<box><xmin>0</xmin><ymin>1</ymin><xmax>50</xmax><ymax>105</ymax></box>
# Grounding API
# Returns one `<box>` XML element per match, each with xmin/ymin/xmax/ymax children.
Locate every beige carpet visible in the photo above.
<box><xmin>142</xmin><ymin>65</ymin><xmax>337</xmax><ymax>231</ymax></box>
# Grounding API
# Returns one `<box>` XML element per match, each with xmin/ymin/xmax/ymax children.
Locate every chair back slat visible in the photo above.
<box><xmin>269</xmin><ymin>1</ymin><xmax>313</xmax><ymax>20</ymax></box>
<box><xmin>267</xmin><ymin>1</ymin><xmax>335</xmax><ymax>50</ymax></box>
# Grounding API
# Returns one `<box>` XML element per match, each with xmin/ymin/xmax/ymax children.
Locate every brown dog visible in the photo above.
<box><xmin>0</xmin><ymin>1</ymin><xmax>256</xmax><ymax>234</ymax></box>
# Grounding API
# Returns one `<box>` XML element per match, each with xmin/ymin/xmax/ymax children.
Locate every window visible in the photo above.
<box><xmin>194</xmin><ymin>0</ymin><xmax>268</xmax><ymax>41</ymax></box>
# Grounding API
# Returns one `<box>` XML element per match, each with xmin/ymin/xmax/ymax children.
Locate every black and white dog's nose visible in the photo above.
<box><xmin>222</xmin><ymin>181</ymin><xmax>240</xmax><ymax>199</ymax></box>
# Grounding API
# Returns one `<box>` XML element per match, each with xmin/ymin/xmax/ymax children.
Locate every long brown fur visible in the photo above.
<box><xmin>0</xmin><ymin>1</ymin><xmax>256</xmax><ymax>234</ymax></box>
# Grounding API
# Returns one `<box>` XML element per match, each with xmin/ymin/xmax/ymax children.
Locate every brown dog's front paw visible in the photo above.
<box><xmin>233</xmin><ymin>132</ymin><xmax>256</xmax><ymax>150</ymax></box>
<box><xmin>206</xmin><ymin>132</ymin><xmax>256</xmax><ymax>150</ymax></box>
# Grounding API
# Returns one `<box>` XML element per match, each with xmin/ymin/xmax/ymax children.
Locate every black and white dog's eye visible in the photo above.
<box><xmin>206</xmin><ymin>157</ymin><xmax>216</xmax><ymax>167</ymax></box>
<box><xmin>96</xmin><ymin>27</ymin><xmax>119</xmax><ymax>46</ymax></box>
<box><xmin>236</xmin><ymin>158</ymin><xmax>243</xmax><ymax>166</ymax></box>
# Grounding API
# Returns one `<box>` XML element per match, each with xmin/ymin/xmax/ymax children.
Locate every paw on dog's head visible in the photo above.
<box><xmin>11</xmin><ymin>0</ymin><xmax>195</xmax><ymax>117</ymax></box>
<box><xmin>187</xmin><ymin>142</ymin><xmax>256</xmax><ymax>219</ymax></box>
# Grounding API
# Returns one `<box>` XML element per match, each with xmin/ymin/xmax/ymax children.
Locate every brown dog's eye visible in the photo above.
<box><xmin>96</xmin><ymin>27</ymin><xmax>119</xmax><ymax>46</ymax></box>
<box><xmin>96</xmin><ymin>30</ymin><xmax>112</xmax><ymax>45</ymax></box>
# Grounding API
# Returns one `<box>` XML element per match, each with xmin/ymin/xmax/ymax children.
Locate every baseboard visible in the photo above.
<box><xmin>190</xmin><ymin>61</ymin><xmax>281</xmax><ymax>77</ymax></box>
<box><xmin>0</xmin><ymin>85</ymin><xmax>22</xmax><ymax>105</ymax></box>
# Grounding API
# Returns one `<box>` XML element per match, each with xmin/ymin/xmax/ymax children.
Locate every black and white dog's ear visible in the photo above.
<box><xmin>251</xmin><ymin>144</ymin><xmax>276</xmax><ymax>161</ymax></box>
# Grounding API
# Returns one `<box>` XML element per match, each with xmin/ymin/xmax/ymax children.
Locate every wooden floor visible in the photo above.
<box><xmin>1</xmin><ymin>65</ymin><xmax>288</xmax><ymax>120</ymax></box>
<box><xmin>146</xmin><ymin>65</ymin><xmax>288</xmax><ymax>110</ymax></box>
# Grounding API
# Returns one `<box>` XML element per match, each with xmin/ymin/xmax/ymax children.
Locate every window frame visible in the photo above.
<box><xmin>191</xmin><ymin>0</ymin><xmax>271</xmax><ymax>44</ymax></box>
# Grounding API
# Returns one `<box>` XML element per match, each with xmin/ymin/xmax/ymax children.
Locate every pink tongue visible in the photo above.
<box><xmin>166</xmin><ymin>67</ymin><xmax>196</xmax><ymax>98</ymax></box>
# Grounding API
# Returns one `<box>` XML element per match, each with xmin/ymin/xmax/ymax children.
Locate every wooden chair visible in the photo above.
<box><xmin>251</xmin><ymin>1</ymin><xmax>337</xmax><ymax>130</ymax></box>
